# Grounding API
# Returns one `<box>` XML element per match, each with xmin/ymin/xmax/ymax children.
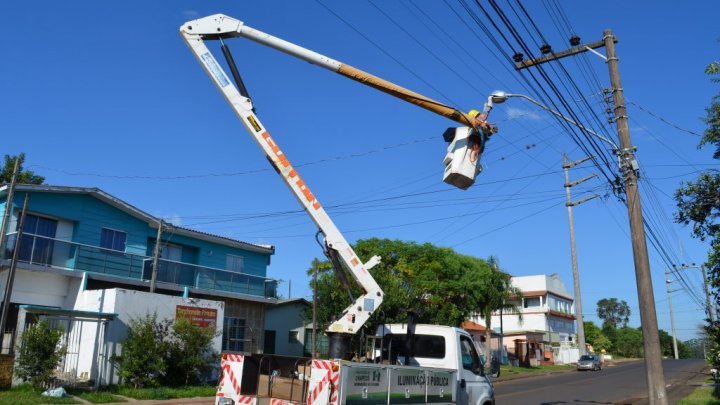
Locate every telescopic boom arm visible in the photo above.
<box><xmin>180</xmin><ymin>14</ymin><xmax>495</xmax><ymax>339</ymax></box>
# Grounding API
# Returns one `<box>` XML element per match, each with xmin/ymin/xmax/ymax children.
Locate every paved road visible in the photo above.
<box><xmin>493</xmin><ymin>359</ymin><xmax>706</xmax><ymax>405</ymax></box>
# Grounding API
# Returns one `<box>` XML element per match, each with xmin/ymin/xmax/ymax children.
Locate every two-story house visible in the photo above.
<box><xmin>0</xmin><ymin>184</ymin><xmax>280</xmax><ymax>386</ymax></box>
<box><xmin>472</xmin><ymin>274</ymin><xmax>577</xmax><ymax>366</ymax></box>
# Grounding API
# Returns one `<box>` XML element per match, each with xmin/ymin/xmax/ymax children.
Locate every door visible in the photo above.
<box><xmin>159</xmin><ymin>244</ymin><xmax>183</xmax><ymax>283</ymax></box>
<box><xmin>457</xmin><ymin>334</ymin><xmax>493</xmax><ymax>405</ymax></box>
<box><xmin>264</xmin><ymin>330</ymin><xmax>276</xmax><ymax>354</ymax></box>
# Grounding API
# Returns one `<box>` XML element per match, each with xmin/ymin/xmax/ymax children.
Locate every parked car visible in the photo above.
<box><xmin>577</xmin><ymin>354</ymin><xmax>602</xmax><ymax>371</ymax></box>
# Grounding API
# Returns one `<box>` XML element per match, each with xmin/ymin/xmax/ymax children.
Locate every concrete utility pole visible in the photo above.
<box><xmin>605</xmin><ymin>30</ymin><xmax>667</xmax><ymax>404</ymax></box>
<box><xmin>664</xmin><ymin>271</ymin><xmax>679</xmax><ymax>360</ymax></box>
<box><xmin>516</xmin><ymin>30</ymin><xmax>668</xmax><ymax>404</ymax></box>
<box><xmin>150</xmin><ymin>219</ymin><xmax>164</xmax><ymax>293</ymax></box>
<box><xmin>675</xmin><ymin>264</ymin><xmax>715</xmax><ymax>322</ymax></box>
<box><xmin>0</xmin><ymin>159</ymin><xmax>20</xmax><ymax>254</ymax></box>
<box><xmin>563</xmin><ymin>154</ymin><xmax>598</xmax><ymax>356</ymax></box>
<box><xmin>701</xmin><ymin>265</ymin><xmax>715</xmax><ymax>322</ymax></box>
<box><xmin>0</xmin><ymin>194</ymin><xmax>29</xmax><ymax>351</ymax></box>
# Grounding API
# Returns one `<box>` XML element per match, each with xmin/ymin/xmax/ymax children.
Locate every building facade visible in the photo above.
<box><xmin>0</xmin><ymin>185</ymin><xmax>280</xmax><ymax>385</ymax></box>
<box><xmin>472</xmin><ymin>273</ymin><xmax>577</xmax><ymax>365</ymax></box>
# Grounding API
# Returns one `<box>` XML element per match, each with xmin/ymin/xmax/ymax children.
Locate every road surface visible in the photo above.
<box><xmin>494</xmin><ymin>359</ymin><xmax>706</xmax><ymax>404</ymax></box>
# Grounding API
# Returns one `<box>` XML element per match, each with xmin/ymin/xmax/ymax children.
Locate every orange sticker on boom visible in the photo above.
<box><xmin>262</xmin><ymin>131</ymin><xmax>321</xmax><ymax>210</ymax></box>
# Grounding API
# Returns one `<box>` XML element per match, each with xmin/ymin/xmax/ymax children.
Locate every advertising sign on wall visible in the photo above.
<box><xmin>175</xmin><ymin>305</ymin><xmax>217</xmax><ymax>328</ymax></box>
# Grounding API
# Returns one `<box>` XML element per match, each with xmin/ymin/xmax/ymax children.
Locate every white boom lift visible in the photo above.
<box><xmin>180</xmin><ymin>14</ymin><xmax>498</xmax><ymax>358</ymax></box>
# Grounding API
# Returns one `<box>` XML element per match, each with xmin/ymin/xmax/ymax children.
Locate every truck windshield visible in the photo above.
<box><xmin>381</xmin><ymin>334</ymin><xmax>446</xmax><ymax>360</ymax></box>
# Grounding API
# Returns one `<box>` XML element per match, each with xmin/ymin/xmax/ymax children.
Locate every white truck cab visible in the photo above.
<box><xmin>368</xmin><ymin>324</ymin><xmax>495</xmax><ymax>405</ymax></box>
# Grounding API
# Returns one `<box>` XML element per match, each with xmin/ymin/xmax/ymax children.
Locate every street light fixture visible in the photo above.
<box><xmin>489</xmin><ymin>91</ymin><xmax>618</xmax><ymax>150</ymax></box>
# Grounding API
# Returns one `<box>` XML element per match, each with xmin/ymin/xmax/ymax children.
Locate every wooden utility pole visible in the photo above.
<box><xmin>150</xmin><ymin>220</ymin><xmax>163</xmax><ymax>293</ymax></box>
<box><xmin>0</xmin><ymin>194</ymin><xmax>29</xmax><ymax>351</ymax></box>
<box><xmin>516</xmin><ymin>30</ymin><xmax>668</xmax><ymax>404</ymax></box>
<box><xmin>0</xmin><ymin>160</ymin><xmax>20</xmax><ymax>254</ymax></box>
<box><xmin>312</xmin><ymin>259</ymin><xmax>318</xmax><ymax>359</ymax></box>
<box><xmin>563</xmin><ymin>154</ymin><xmax>598</xmax><ymax>357</ymax></box>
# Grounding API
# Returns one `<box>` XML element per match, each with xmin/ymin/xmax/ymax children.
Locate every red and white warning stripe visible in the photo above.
<box><xmin>310</xmin><ymin>360</ymin><xmax>339</xmax><ymax>405</ymax></box>
<box><xmin>217</xmin><ymin>354</ymin><xmax>252</xmax><ymax>405</ymax></box>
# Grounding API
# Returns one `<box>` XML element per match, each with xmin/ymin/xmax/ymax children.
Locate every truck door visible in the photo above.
<box><xmin>457</xmin><ymin>335</ymin><xmax>492</xmax><ymax>405</ymax></box>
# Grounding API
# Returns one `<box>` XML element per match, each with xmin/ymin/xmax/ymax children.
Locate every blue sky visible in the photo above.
<box><xmin>2</xmin><ymin>1</ymin><xmax>718</xmax><ymax>341</ymax></box>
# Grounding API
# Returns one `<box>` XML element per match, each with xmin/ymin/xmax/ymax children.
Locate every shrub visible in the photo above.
<box><xmin>114</xmin><ymin>312</ymin><xmax>218</xmax><ymax>387</ymax></box>
<box><xmin>14</xmin><ymin>319</ymin><xmax>66</xmax><ymax>389</ymax></box>
<box><xmin>112</xmin><ymin>313</ymin><xmax>171</xmax><ymax>388</ymax></box>
<box><xmin>163</xmin><ymin>318</ymin><xmax>218</xmax><ymax>386</ymax></box>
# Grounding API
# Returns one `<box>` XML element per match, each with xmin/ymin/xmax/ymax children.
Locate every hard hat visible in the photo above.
<box><xmin>468</xmin><ymin>109</ymin><xmax>480</xmax><ymax>118</ymax></box>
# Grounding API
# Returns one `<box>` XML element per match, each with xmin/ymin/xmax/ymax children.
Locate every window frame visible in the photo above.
<box><xmin>226</xmin><ymin>254</ymin><xmax>245</xmax><ymax>273</ymax></box>
<box><xmin>100</xmin><ymin>227</ymin><xmax>127</xmax><ymax>252</ymax></box>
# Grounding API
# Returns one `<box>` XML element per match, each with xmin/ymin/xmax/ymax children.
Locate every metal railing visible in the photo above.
<box><xmin>3</xmin><ymin>232</ymin><xmax>278</xmax><ymax>298</ymax></box>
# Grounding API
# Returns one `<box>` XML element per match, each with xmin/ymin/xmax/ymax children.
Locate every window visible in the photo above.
<box><xmin>524</xmin><ymin>297</ymin><xmax>541</xmax><ymax>308</ymax></box>
<box><xmin>226</xmin><ymin>254</ymin><xmax>244</xmax><ymax>273</ymax></box>
<box><xmin>222</xmin><ymin>317</ymin><xmax>246</xmax><ymax>352</ymax></box>
<box><xmin>100</xmin><ymin>228</ymin><xmax>127</xmax><ymax>252</ymax></box>
<box><xmin>289</xmin><ymin>330</ymin><xmax>299</xmax><ymax>343</ymax></box>
<box><xmin>383</xmin><ymin>334</ymin><xmax>446</xmax><ymax>360</ymax></box>
<box><xmin>459</xmin><ymin>336</ymin><xmax>482</xmax><ymax>375</ymax></box>
<box><xmin>18</xmin><ymin>214</ymin><xmax>58</xmax><ymax>265</ymax></box>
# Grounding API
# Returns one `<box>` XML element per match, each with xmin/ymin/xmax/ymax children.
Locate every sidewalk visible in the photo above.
<box><xmin>74</xmin><ymin>396</ymin><xmax>215</xmax><ymax>405</ymax></box>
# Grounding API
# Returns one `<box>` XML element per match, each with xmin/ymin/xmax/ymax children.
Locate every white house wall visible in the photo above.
<box><xmin>0</xmin><ymin>270</ymin><xmax>73</xmax><ymax>308</ymax></box>
<box><xmin>491</xmin><ymin>313</ymin><xmax>547</xmax><ymax>332</ymax></box>
<box><xmin>70</xmin><ymin>288</ymin><xmax>225</xmax><ymax>385</ymax></box>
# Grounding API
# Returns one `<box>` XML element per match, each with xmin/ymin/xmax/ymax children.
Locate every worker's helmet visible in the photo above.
<box><xmin>468</xmin><ymin>109</ymin><xmax>481</xmax><ymax>118</ymax></box>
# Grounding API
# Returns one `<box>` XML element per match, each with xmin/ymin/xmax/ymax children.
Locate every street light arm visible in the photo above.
<box><xmin>504</xmin><ymin>93</ymin><xmax>618</xmax><ymax>150</ymax></box>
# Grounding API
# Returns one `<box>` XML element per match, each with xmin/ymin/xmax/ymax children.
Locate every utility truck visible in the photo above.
<box><xmin>180</xmin><ymin>14</ymin><xmax>497</xmax><ymax>405</ymax></box>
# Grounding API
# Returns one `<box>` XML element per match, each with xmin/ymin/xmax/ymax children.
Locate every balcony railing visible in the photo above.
<box><xmin>3</xmin><ymin>232</ymin><xmax>278</xmax><ymax>299</ymax></box>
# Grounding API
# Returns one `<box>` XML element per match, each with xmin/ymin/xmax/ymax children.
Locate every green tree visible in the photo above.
<box><xmin>308</xmin><ymin>238</ymin><xmax>500</xmax><ymax>344</ymax></box>
<box><xmin>479</xmin><ymin>256</ymin><xmax>520</xmax><ymax>370</ymax></box>
<box><xmin>583</xmin><ymin>321</ymin><xmax>612</xmax><ymax>352</ymax></box>
<box><xmin>596</xmin><ymin>298</ymin><xmax>630</xmax><ymax>329</ymax></box>
<box><xmin>14</xmin><ymin>319</ymin><xmax>66</xmax><ymax>389</ymax></box>
<box><xmin>658</xmin><ymin>329</ymin><xmax>675</xmax><ymax>358</ymax></box>
<box><xmin>163</xmin><ymin>318</ymin><xmax>219</xmax><ymax>386</ymax></box>
<box><xmin>674</xmin><ymin>60</ymin><xmax>720</xmax><ymax>371</ymax></box>
<box><xmin>113</xmin><ymin>313</ymin><xmax>171</xmax><ymax>388</ymax></box>
<box><xmin>615</xmin><ymin>327</ymin><xmax>644</xmax><ymax>358</ymax></box>
<box><xmin>0</xmin><ymin>153</ymin><xmax>44</xmax><ymax>185</ymax></box>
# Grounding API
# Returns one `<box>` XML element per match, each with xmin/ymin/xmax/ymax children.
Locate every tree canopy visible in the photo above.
<box><xmin>308</xmin><ymin>238</ymin><xmax>505</xmax><ymax>336</ymax></box>
<box><xmin>1</xmin><ymin>153</ymin><xmax>44</xmax><ymax>185</ymax></box>
<box><xmin>596</xmin><ymin>298</ymin><xmax>631</xmax><ymax>329</ymax></box>
<box><xmin>674</xmin><ymin>60</ymin><xmax>720</xmax><ymax>369</ymax></box>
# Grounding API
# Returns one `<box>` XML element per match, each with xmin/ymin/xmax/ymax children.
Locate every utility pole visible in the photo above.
<box><xmin>701</xmin><ymin>265</ymin><xmax>714</xmax><ymax>322</ymax></box>
<box><xmin>563</xmin><ymin>154</ymin><xmax>598</xmax><ymax>356</ymax></box>
<box><xmin>516</xmin><ymin>30</ymin><xmax>668</xmax><ymax>404</ymax></box>
<box><xmin>674</xmin><ymin>263</ymin><xmax>714</xmax><ymax>323</ymax></box>
<box><xmin>0</xmin><ymin>194</ymin><xmax>29</xmax><ymax>351</ymax></box>
<box><xmin>664</xmin><ymin>271</ymin><xmax>679</xmax><ymax>359</ymax></box>
<box><xmin>150</xmin><ymin>219</ymin><xmax>163</xmax><ymax>293</ymax></box>
<box><xmin>0</xmin><ymin>159</ymin><xmax>20</xmax><ymax>254</ymax></box>
<box><xmin>312</xmin><ymin>259</ymin><xmax>318</xmax><ymax>359</ymax></box>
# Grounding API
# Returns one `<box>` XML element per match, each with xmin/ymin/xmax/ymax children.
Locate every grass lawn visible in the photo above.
<box><xmin>115</xmin><ymin>385</ymin><xmax>215</xmax><ymax>400</ymax></box>
<box><xmin>0</xmin><ymin>385</ymin><xmax>80</xmax><ymax>405</ymax></box>
<box><xmin>66</xmin><ymin>389</ymin><xmax>126</xmax><ymax>404</ymax></box>
<box><xmin>678</xmin><ymin>386</ymin><xmax>720</xmax><ymax>405</ymax></box>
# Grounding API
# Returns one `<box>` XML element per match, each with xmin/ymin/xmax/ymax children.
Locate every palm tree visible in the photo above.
<box><xmin>480</xmin><ymin>257</ymin><xmax>522</xmax><ymax>373</ymax></box>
